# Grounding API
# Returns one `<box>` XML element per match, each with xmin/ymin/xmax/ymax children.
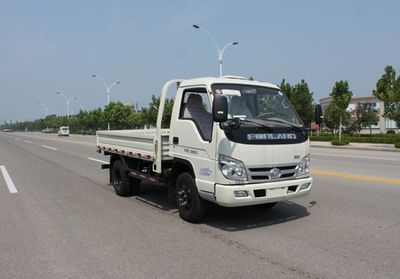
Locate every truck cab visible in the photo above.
<box><xmin>168</xmin><ymin>77</ymin><xmax>312</xmax><ymax>210</ymax></box>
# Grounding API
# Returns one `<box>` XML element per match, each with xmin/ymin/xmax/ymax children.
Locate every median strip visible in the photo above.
<box><xmin>0</xmin><ymin>166</ymin><xmax>18</xmax><ymax>193</ymax></box>
<box><xmin>41</xmin><ymin>145</ymin><xmax>58</xmax><ymax>151</ymax></box>
<box><xmin>87</xmin><ymin>157</ymin><xmax>108</xmax><ymax>164</ymax></box>
<box><xmin>311</xmin><ymin>169</ymin><xmax>400</xmax><ymax>185</ymax></box>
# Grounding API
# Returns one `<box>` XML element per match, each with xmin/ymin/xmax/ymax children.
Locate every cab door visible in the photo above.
<box><xmin>169</xmin><ymin>87</ymin><xmax>217</xmax><ymax>197</ymax></box>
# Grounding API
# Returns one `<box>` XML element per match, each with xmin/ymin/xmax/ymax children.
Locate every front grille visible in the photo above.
<box><xmin>247</xmin><ymin>164</ymin><xmax>298</xmax><ymax>183</ymax></box>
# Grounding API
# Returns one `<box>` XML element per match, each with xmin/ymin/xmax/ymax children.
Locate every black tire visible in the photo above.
<box><xmin>111</xmin><ymin>160</ymin><xmax>139</xmax><ymax>196</ymax></box>
<box><xmin>176</xmin><ymin>172</ymin><xmax>205</xmax><ymax>223</ymax></box>
<box><xmin>257</xmin><ymin>202</ymin><xmax>278</xmax><ymax>210</ymax></box>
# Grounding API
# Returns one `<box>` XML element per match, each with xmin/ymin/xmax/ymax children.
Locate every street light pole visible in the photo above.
<box><xmin>56</xmin><ymin>92</ymin><xmax>77</xmax><ymax>118</ymax></box>
<box><xmin>92</xmin><ymin>74</ymin><xmax>120</xmax><ymax>130</ymax></box>
<box><xmin>193</xmin><ymin>25</ymin><xmax>238</xmax><ymax>77</ymax></box>
<box><xmin>37</xmin><ymin>101</ymin><xmax>50</xmax><ymax>118</ymax></box>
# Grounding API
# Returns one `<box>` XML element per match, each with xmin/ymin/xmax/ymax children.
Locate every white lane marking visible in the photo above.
<box><xmin>0</xmin><ymin>166</ymin><xmax>18</xmax><ymax>194</ymax></box>
<box><xmin>41</xmin><ymin>145</ymin><xmax>58</xmax><ymax>151</ymax></box>
<box><xmin>312</xmin><ymin>153</ymin><xmax>399</xmax><ymax>161</ymax></box>
<box><xmin>87</xmin><ymin>157</ymin><xmax>109</xmax><ymax>164</ymax></box>
<box><xmin>24</xmin><ymin>140</ymin><xmax>32</xmax><ymax>144</ymax></box>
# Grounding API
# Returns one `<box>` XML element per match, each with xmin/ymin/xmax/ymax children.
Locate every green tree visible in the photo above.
<box><xmin>291</xmin><ymin>80</ymin><xmax>314</xmax><ymax>127</ymax></box>
<box><xmin>280</xmin><ymin>79</ymin><xmax>314</xmax><ymax>127</ymax></box>
<box><xmin>324</xmin><ymin>103</ymin><xmax>350</xmax><ymax>133</ymax></box>
<box><xmin>349</xmin><ymin>105</ymin><xmax>378</xmax><ymax>135</ymax></box>
<box><xmin>330</xmin><ymin>81</ymin><xmax>353</xmax><ymax>141</ymax></box>
<box><xmin>128</xmin><ymin>111</ymin><xmax>145</xmax><ymax>128</ymax></box>
<box><xmin>348</xmin><ymin>105</ymin><xmax>363</xmax><ymax>135</ymax></box>
<box><xmin>279</xmin><ymin>79</ymin><xmax>293</xmax><ymax>100</ymax></box>
<box><xmin>141</xmin><ymin>95</ymin><xmax>174</xmax><ymax>128</ymax></box>
<box><xmin>373</xmin><ymin>66</ymin><xmax>400</xmax><ymax>128</ymax></box>
<box><xmin>361</xmin><ymin>107</ymin><xmax>379</xmax><ymax>134</ymax></box>
<box><xmin>103</xmin><ymin>102</ymin><xmax>133</xmax><ymax>130</ymax></box>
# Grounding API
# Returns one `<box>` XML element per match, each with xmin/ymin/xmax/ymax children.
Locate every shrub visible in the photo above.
<box><xmin>347</xmin><ymin>137</ymin><xmax>398</xmax><ymax>144</ymax></box>
<box><xmin>310</xmin><ymin>135</ymin><xmax>333</xmax><ymax>141</ymax></box>
<box><xmin>387</xmin><ymin>130</ymin><xmax>396</xmax><ymax>134</ymax></box>
<box><xmin>331</xmin><ymin>139</ymin><xmax>350</xmax><ymax>145</ymax></box>
<box><xmin>395</xmin><ymin>143</ymin><xmax>400</xmax><ymax>149</ymax></box>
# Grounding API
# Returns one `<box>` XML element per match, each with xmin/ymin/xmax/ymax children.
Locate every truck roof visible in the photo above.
<box><xmin>179</xmin><ymin>76</ymin><xmax>280</xmax><ymax>90</ymax></box>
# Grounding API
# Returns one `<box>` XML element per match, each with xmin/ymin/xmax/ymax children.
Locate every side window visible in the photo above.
<box><xmin>179</xmin><ymin>88</ymin><xmax>213</xmax><ymax>141</ymax></box>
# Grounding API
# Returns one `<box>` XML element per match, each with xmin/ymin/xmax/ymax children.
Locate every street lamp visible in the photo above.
<box><xmin>56</xmin><ymin>92</ymin><xmax>77</xmax><ymax>118</ymax></box>
<box><xmin>37</xmin><ymin>101</ymin><xmax>50</xmax><ymax>118</ymax></box>
<box><xmin>91</xmin><ymin>74</ymin><xmax>120</xmax><ymax>106</ymax></box>
<box><xmin>193</xmin><ymin>24</ymin><xmax>238</xmax><ymax>77</ymax></box>
<box><xmin>92</xmin><ymin>74</ymin><xmax>120</xmax><ymax>130</ymax></box>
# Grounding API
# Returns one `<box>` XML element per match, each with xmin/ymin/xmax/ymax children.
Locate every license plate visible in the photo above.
<box><xmin>267</xmin><ymin>187</ymin><xmax>287</xmax><ymax>198</ymax></box>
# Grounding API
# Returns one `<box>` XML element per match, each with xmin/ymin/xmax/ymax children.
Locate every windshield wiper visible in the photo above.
<box><xmin>220</xmin><ymin>118</ymin><xmax>274</xmax><ymax>132</ymax></box>
<box><xmin>239</xmin><ymin>118</ymin><xmax>274</xmax><ymax>132</ymax></box>
<box><xmin>262</xmin><ymin>117</ymin><xmax>305</xmax><ymax>132</ymax></box>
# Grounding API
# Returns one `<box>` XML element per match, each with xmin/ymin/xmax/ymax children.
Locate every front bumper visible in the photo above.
<box><xmin>215</xmin><ymin>177</ymin><xmax>312</xmax><ymax>207</ymax></box>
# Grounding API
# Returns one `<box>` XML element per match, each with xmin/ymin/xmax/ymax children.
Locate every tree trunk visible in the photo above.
<box><xmin>339</xmin><ymin>116</ymin><xmax>342</xmax><ymax>141</ymax></box>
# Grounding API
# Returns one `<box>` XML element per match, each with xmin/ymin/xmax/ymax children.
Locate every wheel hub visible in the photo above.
<box><xmin>177</xmin><ymin>185</ymin><xmax>191</xmax><ymax>209</ymax></box>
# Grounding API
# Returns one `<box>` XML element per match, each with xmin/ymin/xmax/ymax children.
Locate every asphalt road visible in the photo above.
<box><xmin>1</xmin><ymin>132</ymin><xmax>399</xmax><ymax>279</ymax></box>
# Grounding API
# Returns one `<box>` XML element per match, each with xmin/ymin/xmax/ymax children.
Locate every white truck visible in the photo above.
<box><xmin>96</xmin><ymin>76</ymin><xmax>313</xmax><ymax>222</ymax></box>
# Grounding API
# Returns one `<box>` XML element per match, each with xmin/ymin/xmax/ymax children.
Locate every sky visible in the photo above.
<box><xmin>0</xmin><ymin>0</ymin><xmax>399</xmax><ymax>123</ymax></box>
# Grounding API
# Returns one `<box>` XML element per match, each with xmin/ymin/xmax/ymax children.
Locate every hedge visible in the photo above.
<box><xmin>331</xmin><ymin>139</ymin><xmax>350</xmax><ymax>145</ymax></box>
<box><xmin>310</xmin><ymin>134</ymin><xmax>400</xmax><ymax>144</ymax></box>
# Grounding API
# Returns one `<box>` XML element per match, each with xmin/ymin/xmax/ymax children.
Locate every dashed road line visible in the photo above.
<box><xmin>23</xmin><ymin>140</ymin><xmax>32</xmax><ymax>144</ymax></box>
<box><xmin>41</xmin><ymin>145</ymin><xmax>58</xmax><ymax>151</ymax></box>
<box><xmin>0</xmin><ymin>166</ymin><xmax>18</xmax><ymax>193</ymax></box>
<box><xmin>87</xmin><ymin>157</ymin><xmax>108</xmax><ymax>164</ymax></box>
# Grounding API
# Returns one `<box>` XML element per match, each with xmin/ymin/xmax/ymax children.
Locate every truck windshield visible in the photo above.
<box><xmin>212</xmin><ymin>84</ymin><xmax>304</xmax><ymax>127</ymax></box>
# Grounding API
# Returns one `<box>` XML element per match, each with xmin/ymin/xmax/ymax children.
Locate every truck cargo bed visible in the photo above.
<box><xmin>96</xmin><ymin>129</ymin><xmax>171</xmax><ymax>161</ymax></box>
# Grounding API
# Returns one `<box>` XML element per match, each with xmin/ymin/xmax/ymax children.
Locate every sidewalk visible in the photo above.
<box><xmin>310</xmin><ymin>141</ymin><xmax>399</xmax><ymax>152</ymax></box>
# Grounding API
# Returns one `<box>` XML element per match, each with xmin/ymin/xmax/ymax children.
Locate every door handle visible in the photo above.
<box><xmin>173</xmin><ymin>137</ymin><xmax>179</xmax><ymax>144</ymax></box>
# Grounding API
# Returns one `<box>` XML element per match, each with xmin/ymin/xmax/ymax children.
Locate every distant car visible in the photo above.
<box><xmin>2</xmin><ymin>129</ymin><xmax>13</xmax><ymax>132</ymax></box>
<box><xmin>58</xmin><ymin>126</ymin><xmax>70</xmax><ymax>137</ymax></box>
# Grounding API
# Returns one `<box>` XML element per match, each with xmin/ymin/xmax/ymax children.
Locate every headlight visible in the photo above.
<box><xmin>297</xmin><ymin>155</ymin><xmax>310</xmax><ymax>176</ymax></box>
<box><xmin>219</xmin><ymin>154</ymin><xmax>248</xmax><ymax>181</ymax></box>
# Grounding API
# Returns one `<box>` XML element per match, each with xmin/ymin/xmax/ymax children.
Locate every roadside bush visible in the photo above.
<box><xmin>347</xmin><ymin>137</ymin><xmax>398</xmax><ymax>144</ymax></box>
<box><xmin>311</xmin><ymin>133</ymin><xmax>399</xmax><ymax>144</ymax></box>
<box><xmin>310</xmin><ymin>135</ymin><xmax>334</xmax><ymax>141</ymax></box>
<box><xmin>331</xmin><ymin>139</ymin><xmax>349</xmax><ymax>145</ymax></box>
<box><xmin>387</xmin><ymin>130</ymin><xmax>396</xmax><ymax>134</ymax></box>
<box><xmin>395</xmin><ymin>143</ymin><xmax>400</xmax><ymax>148</ymax></box>
<box><xmin>357</xmin><ymin>133</ymin><xmax>398</xmax><ymax>138</ymax></box>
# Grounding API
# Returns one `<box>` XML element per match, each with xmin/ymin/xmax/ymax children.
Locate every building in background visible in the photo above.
<box><xmin>319</xmin><ymin>95</ymin><xmax>399</xmax><ymax>134</ymax></box>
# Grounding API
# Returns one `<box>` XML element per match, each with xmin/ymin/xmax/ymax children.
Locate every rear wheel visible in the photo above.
<box><xmin>111</xmin><ymin>160</ymin><xmax>140</xmax><ymax>196</ymax></box>
<box><xmin>176</xmin><ymin>172</ymin><xmax>205</xmax><ymax>223</ymax></box>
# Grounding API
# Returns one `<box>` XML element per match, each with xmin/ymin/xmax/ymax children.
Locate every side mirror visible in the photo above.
<box><xmin>314</xmin><ymin>104</ymin><xmax>323</xmax><ymax>125</ymax></box>
<box><xmin>212</xmin><ymin>95</ymin><xmax>228</xmax><ymax>122</ymax></box>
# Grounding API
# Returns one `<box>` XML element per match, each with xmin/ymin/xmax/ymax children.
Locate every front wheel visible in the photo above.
<box><xmin>176</xmin><ymin>172</ymin><xmax>205</xmax><ymax>223</ymax></box>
